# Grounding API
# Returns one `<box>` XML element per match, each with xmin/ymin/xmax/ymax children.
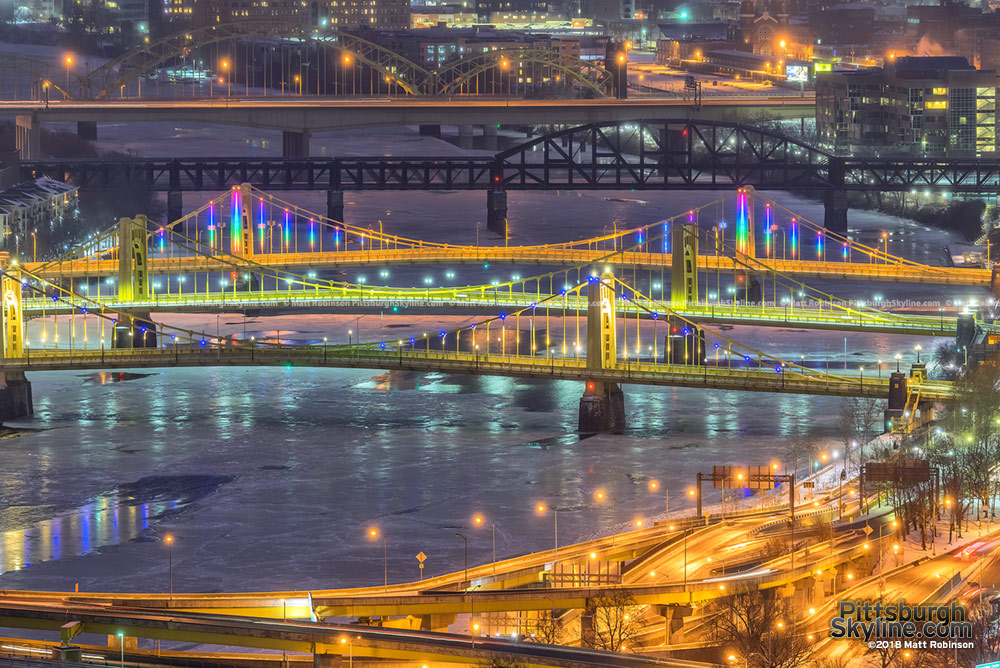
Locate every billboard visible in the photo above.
<box><xmin>786</xmin><ymin>64</ymin><xmax>809</xmax><ymax>82</ymax></box>
<box><xmin>814</xmin><ymin>62</ymin><xmax>833</xmax><ymax>73</ymax></box>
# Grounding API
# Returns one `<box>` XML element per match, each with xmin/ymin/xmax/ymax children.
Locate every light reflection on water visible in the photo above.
<box><xmin>0</xmin><ymin>475</ymin><xmax>233</xmax><ymax>577</ymax></box>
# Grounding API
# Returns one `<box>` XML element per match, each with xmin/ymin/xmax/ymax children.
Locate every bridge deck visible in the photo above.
<box><xmin>8</xmin><ymin>347</ymin><xmax>950</xmax><ymax>400</ymax></box>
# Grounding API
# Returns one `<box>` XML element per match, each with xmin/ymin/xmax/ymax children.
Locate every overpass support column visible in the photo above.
<box><xmin>991</xmin><ymin>265</ymin><xmax>1000</xmax><ymax>300</ymax></box>
<box><xmin>15</xmin><ymin>114</ymin><xmax>40</xmax><ymax>160</ymax></box>
<box><xmin>327</xmin><ymin>189</ymin><xmax>345</xmax><ymax>222</ymax></box>
<box><xmin>312</xmin><ymin>653</ymin><xmax>342</xmax><ymax>668</ymax></box>
<box><xmin>482</xmin><ymin>124</ymin><xmax>498</xmax><ymax>151</ymax></box>
<box><xmin>77</xmin><ymin>121</ymin><xmax>97</xmax><ymax>141</ymax></box>
<box><xmin>419</xmin><ymin>124</ymin><xmax>441</xmax><ymax>138</ymax></box>
<box><xmin>823</xmin><ymin>190</ymin><xmax>848</xmax><ymax>236</ymax></box>
<box><xmin>458</xmin><ymin>124</ymin><xmax>474</xmax><ymax>149</ymax></box>
<box><xmin>167</xmin><ymin>191</ymin><xmax>183</xmax><ymax>224</ymax></box>
<box><xmin>282</xmin><ymin>130</ymin><xmax>311</xmax><ymax>158</ymax></box>
<box><xmin>0</xmin><ymin>371</ymin><xmax>33</xmax><ymax>421</ymax></box>
<box><xmin>884</xmin><ymin>371</ymin><xmax>907</xmax><ymax>432</ymax></box>
<box><xmin>486</xmin><ymin>189</ymin><xmax>507</xmax><ymax>238</ymax></box>
<box><xmin>957</xmin><ymin>312</ymin><xmax>976</xmax><ymax>351</ymax></box>
<box><xmin>579</xmin><ymin>273</ymin><xmax>625</xmax><ymax>433</ymax></box>
<box><xmin>656</xmin><ymin>605</ymin><xmax>692</xmax><ymax>645</ymax></box>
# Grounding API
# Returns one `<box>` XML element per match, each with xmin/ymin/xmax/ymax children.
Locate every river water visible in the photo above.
<box><xmin>0</xmin><ymin>120</ymin><xmax>982</xmax><ymax>597</ymax></box>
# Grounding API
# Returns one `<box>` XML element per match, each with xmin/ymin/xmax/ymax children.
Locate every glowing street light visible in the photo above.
<box><xmin>595</xmin><ymin>490</ymin><xmax>616</xmax><ymax>544</ymax></box>
<box><xmin>650</xmin><ymin>479</ymin><xmax>668</xmax><ymax>519</ymax></box>
<box><xmin>368</xmin><ymin>527</ymin><xmax>388</xmax><ymax>592</ymax></box>
<box><xmin>165</xmin><ymin>534</ymin><xmax>174</xmax><ymax>598</ymax></box>
<box><xmin>535</xmin><ymin>503</ymin><xmax>557</xmax><ymax>560</ymax></box>
<box><xmin>473</xmin><ymin>514</ymin><xmax>496</xmax><ymax>574</ymax></box>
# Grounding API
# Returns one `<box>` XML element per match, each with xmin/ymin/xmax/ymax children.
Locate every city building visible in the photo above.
<box><xmin>816</xmin><ymin>56</ymin><xmax>998</xmax><ymax>157</ymax></box>
<box><xmin>162</xmin><ymin>0</ymin><xmax>409</xmax><ymax>29</ymax></box>
<box><xmin>0</xmin><ymin>177</ymin><xmax>79</xmax><ymax>245</ymax></box>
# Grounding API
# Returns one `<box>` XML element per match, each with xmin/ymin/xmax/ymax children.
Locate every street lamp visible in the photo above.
<box><xmin>535</xmin><ymin>503</ymin><xmax>557</xmax><ymax>560</ymax></box>
<box><xmin>294</xmin><ymin>73</ymin><xmax>301</xmax><ymax>95</ymax></box>
<box><xmin>339</xmin><ymin>636</ymin><xmax>360</xmax><ymax>668</ymax></box>
<box><xmin>164</xmin><ymin>534</ymin><xmax>174</xmax><ymax>599</ymax></box>
<box><xmin>595</xmin><ymin>490</ymin><xmax>616</xmax><ymax>544</ymax></box>
<box><xmin>895</xmin><ymin>353</ymin><xmax>902</xmax><ymax>372</ymax></box>
<box><xmin>116</xmin><ymin>631</ymin><xmax>124</xmax><ymax>668</ymax></box>
<box><xmin>914</xmin><ymin>344</ymin><xmax>922</xmax><ymax>364</ymax></box>
<box><xmin>221</xmin><ymin>59</ymin><xmax>231</xmax><ymax>96</ymax></box>
<box><xmin>64</xmin><ymin>54</ymin><xmax>73</xmax><ymax>94</ymax></box>
<box><xmin>649</xmin><ymin>480</ymin><xmax>668</xmax><ymax>519</ymax></box>
<box><xmin>473</xmin><ymin>514</ymin><xmax>496</xmax><ymax>574</ymax></box>
<box><xmin>455</xmin><ymin>532</ymin><xmax>469</xmax><ymax>585</ymax></box>
<box><xmin>368</xmin><ymin>528</ymin><xmax>387</xmax><ymax>592</ymax></box>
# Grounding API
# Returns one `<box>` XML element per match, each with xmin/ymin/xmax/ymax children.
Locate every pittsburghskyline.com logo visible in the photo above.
<box><xmin>829</xmin><ymin>600</ymin><xmax>975</xmax><ymax>650</ymax></box>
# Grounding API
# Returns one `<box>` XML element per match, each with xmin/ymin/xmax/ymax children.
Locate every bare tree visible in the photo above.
<box><xmin>782</xmin><ymin>432</ymin><xmax>822</xmax><ymax>479</ymax></box>
<box><xmin>711</xmin><ymin>589</ymin><xmax>812</xmax><ymax>668</ymax></box>
<box><xmin>586</xmin><ymin>589</ymin><xmax>643</xmax><ymax>652</ymax></box>
<box><xmin>838</xmin><ymin>396</ymin><xmax>883</xmax><ymax>473</ymax></box>
<box><xmin>525</xmin><ymin>610</ymin><xmax>563</xmax><ymax>645</ymax></box>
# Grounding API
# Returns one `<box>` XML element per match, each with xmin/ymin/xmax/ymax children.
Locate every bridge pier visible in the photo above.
<box><xmin>113</xmin><ymin>313</ymin><xmax>158</xmax><ymax>349</ymax></box>
<box><xmin>15</xmin><ymin>114</ymin><xmax>40</xmax><ymax>160</ymax></box>
<box><xmin>991</xmin><ymin>266</ymin><xmax>1000</xmax><ymax>300</ymax></box>
<box><xmin>77</xmin><ymin>121</ymin><xmax>97</xmax><ymax>141</ymax></box>
<box><xmin>823</xmin><ymin>190</ymin><xmax>848</xmax><ymax>235</ymax></box>
<box><xmin>458</xmin><ymin>124</ymin><xmax>474</xmax><ymax>149</ymax></box>
<box><xmin>327</xmin><ymin>189</ymin><xmax>344</xmax><ymax>222</ymax></box>
<box><xmin>884</xmin><ymin>371</ymin><xmax>906</xmax><ymax>432</ymax></box>
<box><xmin>281</xmin><ymin>130</ymin><xmax>311</xmax><ymax>158</ymax></box>
<box><xmin>167</xmin><ymin>191</ymin><xmax>183</xmax><ymax>224</ymax></box>
<box><xmin>417</xmin><ymin>613</ymin><xmax>457</xmax><ymax>632</ymax></box>
<box><xmin>418</xmin><ymin>124</ymin><xmax>441</xmax><ymax>138</ymax></box>
<box><xmin>486</xmin><ymin>190</ymin><xmax>507</xmax><ymax>238</ymax></box>
<box><xmin>482</xmin><ymin>124</ymin><xmax>498</xmax><ymax>151</ymax></box>
<box><xmin>312</xmin><ymin>652</ymin><xmax>341</xmax><ymax>668</ymax></box>
<box><xmin>656</xmin><ymin>604</ymin><xmax>691</xmax><ymax>645</ymax></box>
<box><xmin>0</xmin><ymin>370</ymin><xmax>32</xmax><ymax>422</ymax></box>
<box><xmin>579</xmin><ymin>380</ymin><xmax>625</xmax><ymax>433</ymax></box>
<box><xmin>957</xmin><ymin>312</ymin><xmax>976</xmax><ymax>350</ymax></box>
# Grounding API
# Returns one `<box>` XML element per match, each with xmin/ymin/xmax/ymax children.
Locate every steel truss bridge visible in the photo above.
<box><xmin>22</xmin><ymin>120</ymin><xmax>1000</xmax><ymax>196</ymax></box>
<box><xmin>6</xmin><ymin>20</ymin><xmax>616</xmax><ymax>100</ymax></box>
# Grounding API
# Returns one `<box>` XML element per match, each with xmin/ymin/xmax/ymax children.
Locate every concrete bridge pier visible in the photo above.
<box><xmin>418</xmin><ymin>124</ymin><xmax>441</xmax><ymax>138</ymax></box>
<box><xmin>77</xmin><ymin>121</ymin><xmax>97</xmax><ymax>141</ymax></box>
<box><xmin>0</xmin><ymin>370</ymin><xmax>32</xmax><ymax>421</ymax></box>
<box><xmin>167</xmin><ymin>191</ymin><xmax>183</xmax><ymax>224</ymax></box>
<box><xmin>312</xmin><ymin>652</ymin><xmax>342</xmax><ymax>668</ymax></box>
<box><xmin>327</xmin><ymin>189</ymin><xmax>345</xmax><ymax>222</ymax></box>
<box><xmin>957</xmin><ymin>312</ymin><xmax>976</xmax><ymax>350</ymax></box>
<box><xmin>281</xmin><ymin>130</ymin><xmax>311</xmax><ymax>158</ymax></box>
<box><xmin>482</xmin><ymin>124</ymin><xmax>498</xmax><ymax>150</ymax></box>
<box><xmin>656</xmin><ymin>604</ymin><xmax>692</xmax><ymax>645</ymax></box>
<box><xmin>417</xmin><ymin>613</ymin><xmax>457</xmax><ymax>632</ymax></box>
<box><xmin>823</xmin><ymin>190</ymin><xmax>848</xmax><ymax>235</ymax></box>
<box><xmin>579</xmin><ymin>381</ymin><xmax>625</xmax><ymax>433</ymax></box>
<box><xmin>113</xmin><ymin>313</ymin><xmax>158</xmax><ymax>349</ymax></box>
<box><xmin>458</xmin><ymin>124</ymin><xmax>474</xmax><ymax>149</ymax></box>
<box><xmin>486</xmin><ymin>189</ymin><xmax>507</xmax><ymax>237</ymax></box>
<box><xmin>15</xmin><ymin>114</ymin><xmax>40</xmax><ymax>160</ymax></box>
<box><xmin>884</xmin><ymin>371</ymin><xmax>907</xmax><ymax>432</ymax></box>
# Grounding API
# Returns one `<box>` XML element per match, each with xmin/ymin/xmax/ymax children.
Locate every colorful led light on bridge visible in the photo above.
<box><xmin>816</xmin><ymin>231</ymin><xmax>824</xmax><ymax>260</ymax></box>
<box><xmin>662</xmin><ymin>221</ymin><xmax>670</xmax><ymax>253</ymax></box>
<box><xmin>309</xmin><ymin>218</ymin><xmax>315</xmax><ymax>249</ymax></box>
<box><xmin>736</xmin><ymin>191</ymin><xmax>749</xmax><ymax>255</ymax></box>
<box><xmin>230</xmin><ymin>188</ymin><xmax>241</xmax><ymax>254</ymax></box>
<box><xmin>843</xmin><ymin>242</ymin><xmax>848</xmax><ymax>260</ymax></box>
<box><xmin>207</xmin><ymin>204</ymin><xmax>216</xmax><ymax>249</ymax></box>
<box><xmin>790</xmin><ymin>218</ymin><xmax>798</xmax><ymax>259</ymax></box>
<box><xmin>763</xmin><ymin>204</ymin><xmax>772</xmax><ymax>257</ymax></box>
<box><xmin>258</xmin><ymin>200</ymin><xmax>266</xmax><ymax>253</ymax></box>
